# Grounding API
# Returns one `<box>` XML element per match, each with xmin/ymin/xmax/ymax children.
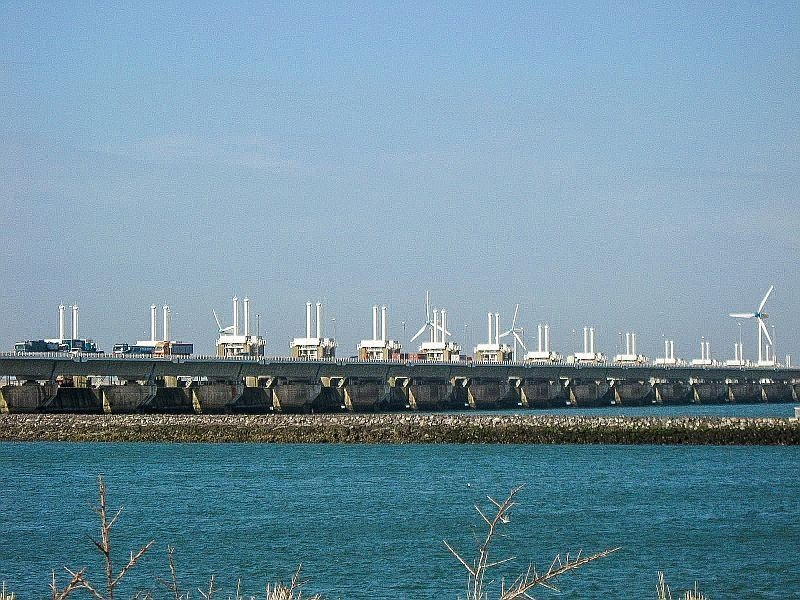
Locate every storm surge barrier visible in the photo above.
<box><xmin>1</xmin><ymin>354</ymin><xmax>798</xmax><ymax>414</ymax></box>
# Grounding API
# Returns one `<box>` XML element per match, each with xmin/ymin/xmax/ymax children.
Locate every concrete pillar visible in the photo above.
<box><xmin>151</xmin><ymin>304</ymin><xmax>158</xmax><ymax>341</ymax></box>
<box><xmin>163</xmin><ymin>305</ymin><xmax>170</xmax><ymax>341</ymax></box>
<box><xmin>244</xmin><ymin>297</ymin><xmax>250</xmax><ymax>337</ymax></box>
<box><xmin>59</xmin><ymin>304</ymin><xmax>66</xmax><ymax>342</ymax></box>
<box><xmin>233</xmin><ymin>297</ymin><xmax>239</xmax><ymax>337</ymax></box>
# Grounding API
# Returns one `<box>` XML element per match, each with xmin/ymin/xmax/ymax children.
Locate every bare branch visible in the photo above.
<box><xmin>475</xmin><ymin>505</ymin><xmax>492</xmax><ymax>527</ymax></box>
<box><xmin>167</xmin><ymin>545</ymin><xmax>181</xmax><ymax>600</ymax></box>
<box><xmin>484</xmin><ymin>556</ymin><xmax>516</xmax><ymax>570</ymax></box>
<box><xmin>501</xmin><ymin>547</ymin><xmax>621</xmax><ymax>600</ymax></box>
<box><xmin>657</xmin><ymin>571</ymin><xmax>673</xmax><ymax>600</ymax></box>
<box><xmin>111</xmin><ymin>540</ymin><xmax>154</xmax><ymax>588</ymax></box>
<box><xmin>443</xmin><ymin>540</ymin><xmax>476</xmax><ymax>576</ymax></box>
<box><xmin>198</xmin><ymin>574</ymin><xmax>215</xmax><ymax>600</ymax></box>
<box><xmin>66</xmin><ymin>569</ymin><xmax>103</xmax><ymax>600</ymax></box>
<box><xmin>50</xmin><ymin>567</ymin><xmax>88</xmax><ymax>600</ymax></box>
<box><xmin>445</xmin><ymin>485</ymin><xmax>618</xmax><ymax>600</ymax></box>
<box><xmin>107</xmin><ymin>508</ymin><xmax>124</xmax><ymax>531</ymax></box>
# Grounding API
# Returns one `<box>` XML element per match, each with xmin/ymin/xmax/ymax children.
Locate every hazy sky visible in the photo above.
<box><xmin>1</xmin><ymin>2</ymin><xmax>798</xmax><ymax>360</ymax></box>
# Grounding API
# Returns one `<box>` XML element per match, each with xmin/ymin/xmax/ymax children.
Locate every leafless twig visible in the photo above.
<box><xmin>198</xmin><ymin>574</ymin><xmax>215</xmax><ymax>600</ymax></box>
<box><xmin>658</xmin><ymin>572</ymin><xmax>708</xmax><ymax>600</ymax></box>
<box><xmin>72</xmin><ymin>475</ymin><xmax>154</xmax><ymax>600</ymax></box>
<box><xmin>1</xmin><ymin>582</ymin><xmax>16</xmax><ymax>600</ymax></box>
<box><xmin>50</xmin><ymin>567</ymin><xmax>86</xmax><ymax>600</ymax></box>
<box><xmin>444</xmin><ymin>485</ymin><xmax>619</xmax><ymax>600</ymax></box>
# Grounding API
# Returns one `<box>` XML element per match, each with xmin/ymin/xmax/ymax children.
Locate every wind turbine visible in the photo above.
<box><xmin>729</xmin><ymin>285</ymin><xmax>774</xmax><ymax>364</ymax></box>
<box><xmin>213</xmin><ymin>310</ymin><xmax>234</xmax><ymax>336</ymax></box>
<box><xmin>500</xmin><ymin>303</ymin><xmax>526</xmax><ymax>360</ymax></box>
<box><xmin>409</xmin><ymin>291</ymin><xmax>451</xmax><ymax>343</ymax></box>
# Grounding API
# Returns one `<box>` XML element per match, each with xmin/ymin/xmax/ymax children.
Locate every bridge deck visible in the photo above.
<box><xmin>1</xmin><ymin>354</ymin><xmax>797</xmax><ymax>383</ymax></box>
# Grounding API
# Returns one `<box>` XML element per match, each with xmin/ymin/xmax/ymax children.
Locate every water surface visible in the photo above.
<box><xmin>1</xmin><ymin>441</ymin><xmax>798</xmax><ymax>598</ymax></box>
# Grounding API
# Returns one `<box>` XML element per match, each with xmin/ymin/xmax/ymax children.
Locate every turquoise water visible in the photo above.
<box><xmin>1</xmin><ymin>441</ymin><xmax>799</xmax><ymax>598</ymax></box>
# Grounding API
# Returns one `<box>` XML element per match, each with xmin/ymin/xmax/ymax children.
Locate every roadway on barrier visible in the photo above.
<box><xmin>1</xmin><ymin>354</ymin><xmax>798</xmax><ymax>383</ymax></box>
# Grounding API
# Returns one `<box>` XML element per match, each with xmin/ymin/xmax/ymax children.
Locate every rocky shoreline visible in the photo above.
<box><xmin>1</xmin><ymin>413</ymin><xmax>799</xmax><ymax>444</ymax></box>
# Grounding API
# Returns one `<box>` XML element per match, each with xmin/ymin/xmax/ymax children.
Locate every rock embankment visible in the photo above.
<box><xmin>1</xmin><ymin>414</ymin><xmax>799</xmax><ymax>444</ymax></box>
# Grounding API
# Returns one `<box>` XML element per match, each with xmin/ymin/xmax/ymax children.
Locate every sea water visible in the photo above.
<box><xmin>1</xmin><ymin>438</ymin><xmax>798</xmax><ymax>598</ymax></box>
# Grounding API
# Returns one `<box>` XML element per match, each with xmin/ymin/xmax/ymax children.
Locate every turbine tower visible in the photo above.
<box><xmin>499</xmin><ymin>303</ymin><xmax>527</xmax><ymax>360</ymax></box>
<box><xmin>410</xmin><ymin>291</ymin><xmax>451</xmax><ymax>343</ymax></box>
<box><xmin>729</xmin><ymin>285</ymin><xmax>774</xmax><ymax>365</ymax></box>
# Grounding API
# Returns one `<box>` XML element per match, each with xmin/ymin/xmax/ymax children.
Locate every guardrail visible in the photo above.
<box><xmin>0</xmin><ymin>351</ymin><xmax>793</xmax><ymax>372</ymax></box>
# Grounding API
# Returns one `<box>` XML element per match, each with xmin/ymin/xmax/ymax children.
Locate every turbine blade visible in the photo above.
<box><xmin>513</xmin><ymin>332</ymin><xmax>527</xmax><ymax>352</ymax></box>
<box><xmin>511</xmin><ymin>304</ymin><xmax>519</xmax><ymax>329</ymax></box>
<box><xmin>410</xmin><ymin>324</ymin><xmax>428</xmax><ymax>343</ymax></box>
<box><xmin>425</xmin><ymin>291</ymin><xmax>430</xmax><ymax>321</ymax></box>
<box><xmin>213</xmin><ymin>310</ymin><xmax>223</xmax><ymax>331</ymax></box>
<box><xmin>760</xmin><ymin>319</ymin><xmax>773</xmax><ymax>345</ymax></box>
<box><xmin>729</xmin><ymin>313</ymin><xmax>754</xmax><ymax>319</ymax></box>
<box><xmin>499</xmin><ymin>328</ymin><xmax>513</xmax><ymax>338</ymax></box>
<box><xmin>758</xmin><ymin>285</ymin><xmax>774</xmax><ymax>313</ymax></box>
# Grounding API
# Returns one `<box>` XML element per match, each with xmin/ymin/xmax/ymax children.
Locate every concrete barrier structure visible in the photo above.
<box><xmin>45</xmin><ymin>387</ymin><xmax>104</xmax><ymax>413</ymax></box>
<box><xmin>0</xmin><ymin>381</ymin><xmax>57</xmax><ymax>413</ymax></box>
<box><xmin>1</xmin><ymin>355</ymin><xmax>799</xmax><ymax>414</ymax></box>
<box><xmin>232</xmin><ymin>386</ymin><xmax>273</xmax><ymax>413</ymax></box>
<box><xmin>144</xmin><ymin>387</ymin><xmax>194</xmax><ymax>413</ymax></box>
<box><xmin>568</xmin><ymin>380</ymin><xmax>611</xmax><ymax>407</ymax></box>
<box><xmin>729</xmin><ymin>383</ymin><xmax>763</xmax><ymax>403</ymax></box>
<box><xmin>762</xmin><ymin>383</ymin><xmax>794</xmax><ymax>403</ymax></box>
<box><xmin>341</xmin><ymin>381</ymin><xmax>407</xmax><ymax>412</ymax></box>
<box><xmin>653</xmin><ymin>382</ymin><xmax>692</xmax><ymax>404</ymax></box>
<box><xmin>408</xmin><ymin>379</ymin><xmax>467</xmax><ymax>410</ymax></box>
<box><xmin>520</xmin><ymin>380</ymin><xmax>566</xmax><ymax>408</ymax></box>
<box><xmin>190</xmin><ymin>383</ymin><xmax>243</xmax><ymax>413</ymax></box>
<box><xmin>610</xmin><ymin>380</ymin><xmax>653</xmax><ymax>406</ymax></box>
<box><xmin>692</xmin><ymin>382</ymin><xmax>729</xmax><ymax>403</ymax></box>
<box><xmin>100</xmin><ymin>384</ymin><xmax>157</xmax><ymax>413</ymax></box>
<box><xmin>467</xmin><ymin>379</ymin><xmax>520</xmax><ymax>409</ymax></box>
<box><xmin>272</xmin><ymin>382</ymin><xmax>331</xmax><ymax>413</ymax></box>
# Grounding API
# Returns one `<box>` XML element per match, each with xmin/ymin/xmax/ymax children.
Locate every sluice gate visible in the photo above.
<box><xmin>653</xmin><ymin>382</ymin><xmax>692</xmax><ymax>404</ymax></box>
<box><xmin>610</xmin><ymin>380</ymin><xmax>654</xmax><ymax>406</ymax></box>
<box><xmin>467</xmin><ymin>378</ymin><xmax>520</xmax><ymax>409</ymax></box>
<box><xmin>520</xmin><ymin>380</ymin><xmax>566</xmax><ymax>408</ymax></box>
<box><xmin>568</xmin><ymin>380</ymin><xmax>611</xmax><ymax>407</ymax></box>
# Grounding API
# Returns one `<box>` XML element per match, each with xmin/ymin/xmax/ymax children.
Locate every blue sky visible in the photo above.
<box><xmin>1</xmin><ymin>2</ymin><xmax>798</xmax><ymax>359</ymax></box>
